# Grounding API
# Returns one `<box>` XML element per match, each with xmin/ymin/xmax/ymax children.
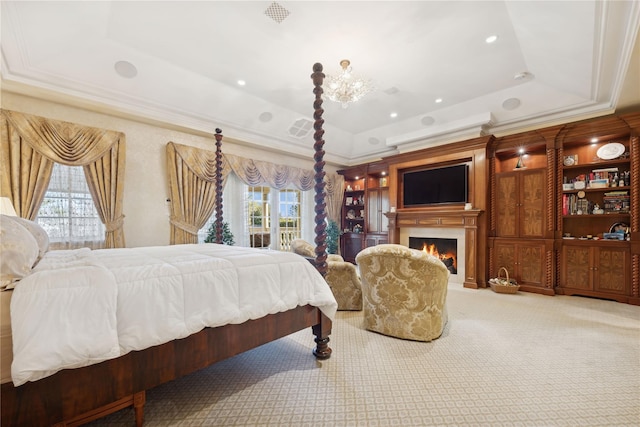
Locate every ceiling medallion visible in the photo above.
<box><xmin>324</xmin><ymin>60</ymin><xmax>373</xmax><ymax>109</ymax></box>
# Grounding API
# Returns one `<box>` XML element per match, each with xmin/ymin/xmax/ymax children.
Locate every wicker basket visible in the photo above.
<box><xmin>489</xmin><ymin>267</ymin><xmax>520</xmax><ymax>294</ymax></box>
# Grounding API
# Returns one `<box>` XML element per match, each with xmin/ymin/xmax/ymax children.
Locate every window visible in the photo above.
<box><xmin>197</xmin><ymin>175</ymin><xmax>305</xmax><ymax>251</ymax></box>
<box><xmin>36</xmin><ymin>163</ymin><xmax>105</xmax><ymax>249</ymax></box>
<box><xmin>248</xmin><ymin>185</ymin><xmax>272</xmax><ymax>248</ymax></box>
<box><xmin>278</xmin><ymin>189</ymin><xmax>301</xmax><ymax>251</ymax></box>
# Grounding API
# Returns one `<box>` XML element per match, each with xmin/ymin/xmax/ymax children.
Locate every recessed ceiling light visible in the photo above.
<box><xmin>435</xmin><ymin>98</ymin><xmax>443</xmax><ymax>104</ymax></box>
<box><xmin>486</xmin><ymin>35</ymin><xmax>498</xmax><ymax>44</ymax></box>
<box><xmin>237</xmin><ymin>80</ymin><xmax>246</xmax><ymax>86</ymax></box>
<box><xmin>390</xmin><ymin>112</ymin><xmax>398</xmax><ymax>118</ymax></box>
<box><xmin>114</xmin><ymin>60</ymin><xmax>137</xmax><ymax>78</ymax></box>
<box><xmin>591</xmin><ymin>137</ymin><xmax>598</xmax><ymax>143</ymax></box>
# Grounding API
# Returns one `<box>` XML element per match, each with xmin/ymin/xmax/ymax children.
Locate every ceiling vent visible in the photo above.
<box><xmin>265</xmin><ymin>2</ymin><xmax>290</xmax><ymax>23</ymax></box>
<box><xmin>288</xmin><ymin>118</ymin><xmax>313</xmax><ymax>138</ymax></box>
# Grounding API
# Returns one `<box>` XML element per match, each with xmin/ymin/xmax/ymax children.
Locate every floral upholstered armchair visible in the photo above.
<box><xmin>291</xmin><ymin>239</ymin><xmax>362</xmax><ymax>310</ymax></box>
<box><xmin>355</xmin><ymin>244</ymin><xmax>449</xmax><ymax>341</ymax></box>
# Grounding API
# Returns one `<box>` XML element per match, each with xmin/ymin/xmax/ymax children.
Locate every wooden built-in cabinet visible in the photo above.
<box><xmin>554</xmin><ymin>113</ymin><xmax>639</xmax><ymax>304</ymax></box>
<box><xmin>560</xmin><ymin>242</ymin><xmax>630</xmax><ymax>299</ymax></box>
<box><xmin>489</xmin><ymin>130</ymin><xmax>557</xmax><ymax>295</ymax></box>
<box><xmin>338</xmin><ymin>163</ymin><xmax>389</xmax><ymax>263</ymax></box>
<box><xmin>340</xmin><ymin>174</ymin><xmax>366</xmax><ymax>263</ymax></box>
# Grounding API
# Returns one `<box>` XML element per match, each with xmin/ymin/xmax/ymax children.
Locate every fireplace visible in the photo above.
<box><xmin>401</xmin><ymin>227</ymin><xmax>465</xmax><ymax>283</ymax></box>
<box><xmin>409</xmin><ymin>237</ymin><xmax>458</xmax><ymax>275</ymax></box>
<box><xmin>387</xmin><ymin>209</ymin><xmax>483</xmax><ymax>288</ymax></box>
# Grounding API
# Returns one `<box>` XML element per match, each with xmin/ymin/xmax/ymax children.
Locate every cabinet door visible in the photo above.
<box><xmin>593</xmin><ymin>247</ymin><xmax>629</xmax><ymax>295</ymax></box>
<box><xmin>494</xmin><ymin>240</ymin><xmax>545</xmax><ymax>286</ymax></box>
<box><xmin>366</xmin><ymin>188</ymin><xmax>390</xmax><ymax>233</ymax></box>
<box><xmin>495</xmin><ymin>174</ymin><xmax>518</xmax><ymax>237</ymax></box>
<box><xmin>517</xmin><ymin>242</ymin><xmax>545</xmax><ymax>286</ymax></box>
<box><xmin>493</xmin><ymin>240</ymin><xmax>517</xmax><ymax>279</ymax></box>
<box><xmin>342</xmin><ymin>233</ymin><xmax>364</xmax><ymax>263</ymax></box>
<box><xmin>495</xmin><ymin>170</ymin><xmax>546</xmax><ymax>238</ymax></box>
<box><xmin>367</xmin><ymin>189</ymin><xmax>380</xmax><ymax>232</ymax></box>
<box><xmin>560</xmin><ymin>245</ymin><xmax>592</xmax><ymax>291</ymax></box>
<box><xmin>519</xmin><ymin>170</ymin><xmax>546</xmax><ymax>238</ymax></box>
<box><xmin>379</xmin><ymin>187</ymin><xmax>389</xmax><ymax>232</ymax></box>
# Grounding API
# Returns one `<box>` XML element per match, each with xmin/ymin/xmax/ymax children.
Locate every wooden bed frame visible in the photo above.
<box><xmin>0</xmin><ymin>63</ymin><xmax>332</xmax><ymax>426</ymax></box>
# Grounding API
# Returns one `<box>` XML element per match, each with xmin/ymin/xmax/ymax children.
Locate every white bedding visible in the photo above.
<box><xmin>10</xmin><ymin>244</ymin><xmax>338</xmax><ymax>386</ymax></box>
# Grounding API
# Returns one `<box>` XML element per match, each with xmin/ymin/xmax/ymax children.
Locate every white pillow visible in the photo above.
<box><xmin>11</xmin><ymin>216</ymin><xmax>49</xmax><ymax>259</ymax></box>
<box><xmin>0</xmin><ymin>215</ymin><xmax>39</xmax><ymax>290</ymax></box>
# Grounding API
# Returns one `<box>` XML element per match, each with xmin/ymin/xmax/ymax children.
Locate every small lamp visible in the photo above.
<box><xmin>0</xmin><ymin>197</ymin><xmax>17</xmax><ymax>216</ymax></box>
<box><xmin>514</xmin><ymin>149</ymin><xmax>527</xmax><ymax>170</ymax></box>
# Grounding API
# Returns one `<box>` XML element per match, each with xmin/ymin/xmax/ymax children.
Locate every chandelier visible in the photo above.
<box><xmin>324</xmin><ymin>60</ymin><xmax>372</xmax><ymax>109</ymax></box>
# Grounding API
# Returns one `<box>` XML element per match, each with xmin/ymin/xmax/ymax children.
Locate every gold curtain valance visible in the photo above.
<box><xmin>225</xmin><ymin>153</ymin><xmax>315</xmax><ymax>190</ymax></box>
<box><xmin>170</xmin><ymin>141</ymin><xmax>231</xmax><ymax>181</ymax></box>
<box><xmin>1</xmin><ymin>109</ymin><xmax>123</xmax><ymax>166</ymax></box>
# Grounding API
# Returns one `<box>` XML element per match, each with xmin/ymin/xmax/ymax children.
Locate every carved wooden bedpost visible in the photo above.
<box><xmin>214</xmin><ymin>128</ymin><xmax>224</xmax><ymax>244</ymax></box>
<box><xmin>310</xmin><ymin>63</ymin><xmax>328</xmax><ymax>277</ymax></box>
<box><xmin>310</xmin><ymin>63</ymin><xmax>332</xmax><ymax>360</ymax></box>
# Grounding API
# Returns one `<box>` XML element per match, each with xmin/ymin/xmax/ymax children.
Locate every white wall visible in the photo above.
<box><xmin>1</xmin><ymin>91</ymin><xmax>339</xmax><ymax>248</ymax></box>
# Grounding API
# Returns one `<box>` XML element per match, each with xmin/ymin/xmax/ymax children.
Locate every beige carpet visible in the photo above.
<box><xmin>88</xmin><ymin>284</ymin><xmax>640</xmax><ymax>426</ymax></box>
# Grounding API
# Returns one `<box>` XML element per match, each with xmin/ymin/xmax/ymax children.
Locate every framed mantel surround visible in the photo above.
<box><xmin>384</xmin><ymin>135</ymin><xmax>492</xmax><ymax>289</ymax></box>
<box><xmin>386</xmin><ymin>209</ymin><xmax>484</xmax><ymax>289</ymax></box>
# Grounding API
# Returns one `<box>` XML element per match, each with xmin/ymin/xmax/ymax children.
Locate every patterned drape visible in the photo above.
<box><xmin>324</xmin><ymin>173</ymin><xmax>345</xmax><ymax>226</ymax></box>
<box><xmin>166</xmin><ymin>142</ymin><xmax>232</xmax><ymax>244</ymax></box>
<box><xmin>0</xmin><ymin>109</ymin><xmax>126</xmax><ymax>248</ymax></box>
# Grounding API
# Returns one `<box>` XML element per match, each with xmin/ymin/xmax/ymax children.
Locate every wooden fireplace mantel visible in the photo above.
<box><xmin>385</xmin><ymin>209</ymin><xmax>484</xmax><ymax>289</ymax></box>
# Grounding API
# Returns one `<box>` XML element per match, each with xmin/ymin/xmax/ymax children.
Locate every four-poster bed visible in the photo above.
<box><xmin>0</xmin><ymin>63</ymin><xmax>333</xmax><ymax>426</ymax></box>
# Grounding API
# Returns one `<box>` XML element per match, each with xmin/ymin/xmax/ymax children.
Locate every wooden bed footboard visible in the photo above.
<box><xmin>1</xmin><ymin>305</ymin><xmax>331</xmax><ymax>426</ymax></box>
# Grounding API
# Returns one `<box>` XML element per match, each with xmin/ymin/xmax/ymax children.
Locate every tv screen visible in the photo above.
<box><xmin>402</xmin><ymin>164</ymin><xmax>468</xmax><ymax>206</ymax></box>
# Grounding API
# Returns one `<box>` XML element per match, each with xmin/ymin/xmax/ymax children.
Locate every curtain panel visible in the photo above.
<box><xmin>0</xmin><ymin>109</ymin><xmax>126</xmax><ymax>248</ymax></box>
<box><xmin>166</xmin><ymin>142</ymin><xmax>232</xmax><ymax>244</ymax></box>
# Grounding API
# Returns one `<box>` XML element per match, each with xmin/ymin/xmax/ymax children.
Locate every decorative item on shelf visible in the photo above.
<box><xmin>380</xmin><ymin>177</ymin><xmax>388</xmax><ymax>187</ymax></box>
<box><xmin>353</xmin><ymin>224</ymin><xmax>363</xmax><ymax>233</ymax></box>
<box><xmin>596</xmin><ymin>142</ymin><xmax>625</xmax><ymax>160</ymax></box>
<box><xmin>345</xmin><ymin>196</ymin><xmax>353</xmax><ymax>205</ymax></box>
<box><xmin>592</xmin><ymin>204</ymin><xmax>604</xmax><ymax>215</ymax></box>
<box><xmin>590</xmin><ymin>179</ymin><xmax>609</xmax><ymax>189</ymax></box>
<box><xmin>563</xmin><ymin>154</ymin><xmax>578</xmax><ymax>166</ymax></box>
<box><xmin>346</xmin><ymin>184</ymin><xmax>353</xmax><ymax>192</ymax></box>
<box><xmin>609</xmin><ymin>222</ymin><xmax>629</xmax><ymax>234</ymax></box>
<box><xmin>514</xmin><ymin>149</ymin><xmax>526</xmax><ymax>170</ymax></box>
<box><xmin>346</xmin><ymin>209</ymin><xmax>356</xmax><ymax>219</ymax></box>
<box><xmin>573</xmin><ymin>180</ymin><xmax>586</xmax><ymax>190</ymax></box>
<box><xmin>489</xmin><ymin>267</ymin><xmax>520</xmax><ymax>294</ymax></box>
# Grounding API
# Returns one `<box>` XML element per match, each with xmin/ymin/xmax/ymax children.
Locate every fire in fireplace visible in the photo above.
<box><xmin>409</xmin><ymin>237</ymin><xmax>457</xmax><ymax>274</ymax></box>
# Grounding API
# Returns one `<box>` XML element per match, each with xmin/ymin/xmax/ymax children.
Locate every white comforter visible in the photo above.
<box><xmin>10</xmin><ymin>244</ymin><xmax>337</xmax><ymax>386</ymax></box>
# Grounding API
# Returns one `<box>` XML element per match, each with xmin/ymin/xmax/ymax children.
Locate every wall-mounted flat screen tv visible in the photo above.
<box><xmin>402</xmin><ymin>164</ymin><xmax>468</xmax><ymax>206</ymax></box>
